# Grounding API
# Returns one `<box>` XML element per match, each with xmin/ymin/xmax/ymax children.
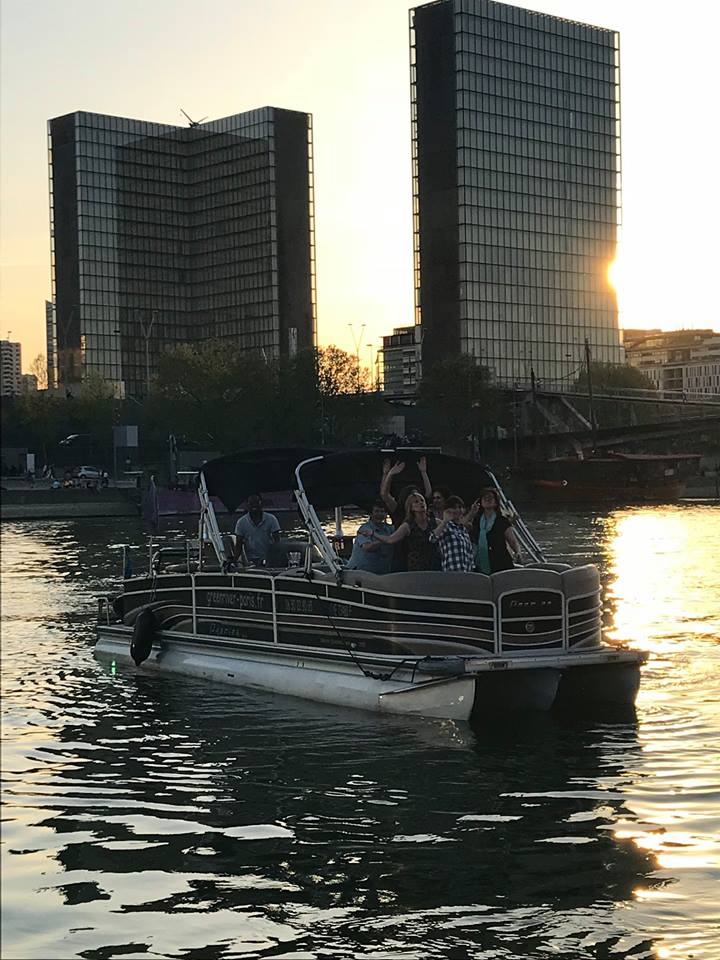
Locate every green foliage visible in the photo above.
<box><xmin>417</xmin><ymin>354</ymin><xmax>499</xmax><ymax>445</ymax></box>
<box><xmin>1</xmin><ymin>342</ymin><xmax>385</xmax><ymax>465</ymax></box>
<box><xmin>575</xmin><ymin>362</ymin><xmax>656</xmax><ymax>392</ymax></box>
<box><xmin>30</xmin><ymin>354</ymin><xmax>48</xmax><ymax>390</ymax></box>
<box><xmin>317</xmin><ymin>345</ymin><xmax>371</xmax><ymax>396</ymax></box>
<box><xmin>148</xmin><ymin>343</ymin><xmax>320</xmax><ymax>451</ymax></box>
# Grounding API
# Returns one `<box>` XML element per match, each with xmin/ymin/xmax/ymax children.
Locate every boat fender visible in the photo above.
<box><xmin>111</xmin><ymin>594</ymin><xmax>124</xmax><ymax>619</ymax></box>
<box><xmin>416</xmin><ymin>657</ymin><xmax>466</xmax><ymax>677</ymax></box>
<box><xmin>130</xmin><ymin>607</ymin><xmax>157</xmax><ymax>666</ymax></box>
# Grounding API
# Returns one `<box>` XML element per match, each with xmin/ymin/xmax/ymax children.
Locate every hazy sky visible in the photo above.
<box><xmin>1</xmin><ymin>0</ymin><xmax>718</xmax><ymax>371</ymax></box>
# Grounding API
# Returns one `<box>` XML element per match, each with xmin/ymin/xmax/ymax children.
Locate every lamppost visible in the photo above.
<box><xmin>348</xmin><ymin>323</ymin><xmax>366</xmax><ymax>392</ymax></box>
<box><xmin>138</xmin><ymin>310</ymin><xmax>157</xmax><ymax>397</ymax></box>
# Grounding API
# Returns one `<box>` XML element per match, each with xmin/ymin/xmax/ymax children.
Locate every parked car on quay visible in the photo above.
<box><xmin>73</xmin><ymin>466</ymin><xmax>104</xmax><ymax>480</ymax></box>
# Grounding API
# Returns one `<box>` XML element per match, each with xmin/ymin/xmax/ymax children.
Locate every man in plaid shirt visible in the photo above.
<box><xmin>429</xmin><ymin>495</ymin><xmax>474</xmax><ymax>572</ymax></box>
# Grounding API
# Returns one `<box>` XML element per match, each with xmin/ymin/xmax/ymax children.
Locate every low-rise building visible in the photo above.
<box><xmin>623</xmin><ymin>328</ymin><xmax>720</xmax><ymax>398</ymax></box>
<box><xmin>381</xmin><ymin>325</ymin><xmax>422</xmax><ymax>396</ymax></box>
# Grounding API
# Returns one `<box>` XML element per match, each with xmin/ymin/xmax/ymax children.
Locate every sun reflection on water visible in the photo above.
<box><xmin>603</xmin><ymin>507</ymin><xmax>720</xmax><ymax>650</ymax></box>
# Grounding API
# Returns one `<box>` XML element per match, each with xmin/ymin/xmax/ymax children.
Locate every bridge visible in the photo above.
<box><xmin>383</xmin><ymin>382</ymin><xmax>720</xmax><ymax>459</ymax></box>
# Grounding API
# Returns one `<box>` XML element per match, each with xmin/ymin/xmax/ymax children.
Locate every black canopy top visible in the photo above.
<box><xmin>199</xmin><ymin>447</ymin><xmax>325</xmax><ymax>513</ymax></box>
<box><xmin>201</xmin><ymin>448</ymin><xmax>494</xmax><ymax>513</ymax></box>
<box><xmin>297</xmin><ymin>449</ymin><xmax>494</xmax><ymax>511</ymax></box>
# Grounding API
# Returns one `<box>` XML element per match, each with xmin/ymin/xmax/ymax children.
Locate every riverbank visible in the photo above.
<box><xmin>1</xmin><ymin>487</ymin><xmax>140</xmax><ymax>520</ymax></box>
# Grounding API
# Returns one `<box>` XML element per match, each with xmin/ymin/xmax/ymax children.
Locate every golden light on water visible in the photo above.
<box><xmin>605</xmin><ymin>512</ymin><xmax>686</xmax><ymax>649</ymax></box>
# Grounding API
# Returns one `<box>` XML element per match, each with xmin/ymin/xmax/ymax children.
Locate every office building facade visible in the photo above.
<box><xmin>381</xmin><ymin>325</ymin><xmax>422</xmax><ymax>395</ymax></box>
<box><xmin>411</xmin><ymin>0</ymin><xmax>623</xmax><ymax>384</ymax></box>
<box><xmin>49</xmin><ymin>108</ymin><xmax>316</xmax><ymax>397</ymax></box>
<box><xmin>624</xmin><ymin>328</ymin><xmax>720</xmax><ymax>399</ymax></box>
<box><xmin>0</xmin><ymin>340</ymin><xmax>22</xmax><ymax>396</ymax></box>
<box><xmin>45</xmin><ymin>301</ymin><xmax>57</xmax><ymax>390</ymax></box>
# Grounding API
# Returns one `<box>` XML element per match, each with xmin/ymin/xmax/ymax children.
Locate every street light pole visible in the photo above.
<box><xmin>348</xmin><ymin>323</ymin><xmax>366</xmax><ymax>392</ymax></box>
<box><xmin>139</xmin><ymin>310</ymin><xmax>157</xmax><ymax>397</ymax></box>
<box><xmin>584</xmin><ymin>336</ymin><xmax>598</xmax><ymax>452</ymax></box>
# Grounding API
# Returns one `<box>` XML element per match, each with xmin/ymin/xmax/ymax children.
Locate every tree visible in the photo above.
<box><xmin>314</xmin><ymin>346</ymin><xmax>382</xmax><ymax>444</ymax></box>
<box><xmin>417</xmin><ymin>355</ymin><xmax>499</xmax><ymax>451</ymax></box>
<box><xmin>30</xmin><ymin>354</ymin><xmax>48</xmax><ymax>390</ymax></box>
<box><xmin>149</xmin><ymin>343</ymin><xmax>322</xmax><ymax>451</ymax></box>
<box><xmin>575</xmin><ymin>362</ymin><xmax>656</xmax><ymax>392</ymax></box>
<box><xmin>317</xmin><ymin>346</ymin><xmax>372</xmax><ymax>396</ymax></box>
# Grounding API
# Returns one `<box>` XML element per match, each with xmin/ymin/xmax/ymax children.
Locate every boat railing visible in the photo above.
<box><xmin>294</xmin><ymin>457</ymin><xmax>343</xmax><ymax>573</ymax></box>
<box><xmin>197</xmin><ymin>472</ymin><xmax>231</xmax><ymax>571</ymax></box>
<box><xmin>97</xmin><ymin>595</ymin><xmax>114</xmax><ymax>625</ymax></box>
<box><xmin>485</xmin><ymin>466</ymin><xmax>545</xmax><ymax>563</ymax></box>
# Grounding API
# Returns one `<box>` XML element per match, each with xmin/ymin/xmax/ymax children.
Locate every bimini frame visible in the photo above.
<box><xmin>292</xmin><ymin>455</ymin><xmax>546</xmax><ymax>568</ymax></box>
<box><xmin>197</xmin><ymin>454</ymin><xmax>547</xmax><ymax>571</ymax></box>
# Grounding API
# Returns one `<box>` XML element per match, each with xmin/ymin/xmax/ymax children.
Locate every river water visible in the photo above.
<box><xmin>1</xmin><ymin>505</ymin><xmax>719</xmax><ymax>960</ymax></box>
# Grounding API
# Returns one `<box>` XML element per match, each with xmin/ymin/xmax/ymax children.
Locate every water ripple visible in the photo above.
<box><xmin>2</xmin><ymin>509</ymin><xmax>719</xmax><ymax>959</ymax></box>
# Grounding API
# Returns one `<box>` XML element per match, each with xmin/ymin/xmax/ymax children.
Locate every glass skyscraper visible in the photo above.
<box><xmin>49</xmin><ymin>108</ymin><xmax>316</xmax><ymax>397</ymax></box>
<box><xmin>411</xmin><ymin>0</ymin><xmax>623</xmax><ymax>385</ymax></box>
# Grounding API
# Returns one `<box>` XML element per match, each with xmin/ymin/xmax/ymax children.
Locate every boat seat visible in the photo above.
<box><xmin>344</xmin><ymin>569</ymin><xmax>493</xmax><ymax>601</ymax></box>
<box><xmin>561</xmin><ymin>564</ymin><xmax>600</xmax><ymax>596</ymax></box>
<box><xmin>266</xmin><ymin>539</ymin><xmax>321</xmax><ymax>568</ymax></box>
<box><xmin>491</xmin><ymin>567</ymin><xmax>563</xmax><ymax>600</ymax></box>
<box><xmin>525</xmin><ymin>562</ymin><xmax>572</xmax><ymax>572</ymax></box>
<box><xmin>490</xmin><ymin>564</ymin><xmax>600</xmax><ymax>601</ymax></box>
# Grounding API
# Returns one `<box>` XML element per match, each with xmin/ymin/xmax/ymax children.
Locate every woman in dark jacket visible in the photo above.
<box><xmin>465</xmin><ymin>488</ymin><xmax>521</xmax><ymax>573</ymax></box>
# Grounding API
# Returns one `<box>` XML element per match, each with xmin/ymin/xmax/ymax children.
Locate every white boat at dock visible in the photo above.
<box><xmin>95</xmin><ymin>449</ymin><xmax>647</xmax><ymax>720</ymax></box>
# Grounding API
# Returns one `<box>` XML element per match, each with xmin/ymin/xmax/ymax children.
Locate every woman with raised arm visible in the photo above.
<box><xmin>380</xmin><ymin>456</ymin><xmax>432</xmax><ymax>521</ymax></box>
<box><xmin>463</xmin><ymin>487</ymin><xmax>521</xmax><ymax>574</ymax></box>
<box><xmin>373</xmin><ymin>493</ymin><xmax>440</xmax><ymax>572</ymax></box>
<box><xmin>380</xmin><ymin>457</ymin><xmax>433</xmax><ymax>572</ymax></box>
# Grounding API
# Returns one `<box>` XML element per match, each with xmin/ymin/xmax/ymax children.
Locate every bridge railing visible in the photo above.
<box><xmin>494</xmin><ymin>378</ymin><xmax>720</xmax><ymax>406</ymax></box>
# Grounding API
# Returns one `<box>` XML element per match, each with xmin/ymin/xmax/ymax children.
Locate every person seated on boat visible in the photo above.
<box><xmin>429</xmin><ymin>495</ymin><xmax>474</xmax><ymax>572</ymax></box>
<box><xmin>373</xmin><ymin>493</ymin><xmax>441</xmax><ymax>571</ymax></box>
<box><xmin>463</xmin><ymin>487</ymin><xmax>521</xmax><ymax>574</ymax></box>
<box><xmin>380</xmin><ymin>456</ymin><xmax>433</xmax><ymax>571</ymax></box>
<box><xmin>346</xmin><ymin>500</ymin><xmax>395</xmax><ymax>575</ymax></box>
<box><xmin>234</xmin><ymin>494</ymin><xmax>281</xmax><ymax>566</ymax></box>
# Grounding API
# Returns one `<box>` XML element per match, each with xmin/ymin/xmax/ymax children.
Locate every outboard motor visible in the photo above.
<box><xmin>131</xmin><ymin>607</ymin><xmax>157</xmax><ymax>666</ymax></box>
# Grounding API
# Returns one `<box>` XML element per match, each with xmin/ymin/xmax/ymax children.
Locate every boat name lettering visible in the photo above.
<box><xmin>509</xmin><ymin>599</ymin><xmax>554</xmax><ymax>610</ymax></box>
<box><xmin>329</xmin><ymin>602</ymin><xmax>351</xmax><ymax>618</ymax></box>
<box><xmin>283</xmin><ymin>597</ymin><xmax>315</xmax><ymax>615</ymax></box>
<box><xmin>206</xmin><ymin>590</ymin><xmax>263</xmax><ymax>610</ymax></box>
<box><xmin>205</xmin><ymin>622</ymin><xmax>246</xmax><ymax>639</ymax></box>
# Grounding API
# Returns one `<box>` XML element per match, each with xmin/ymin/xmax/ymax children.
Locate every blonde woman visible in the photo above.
<box><xmin>372</xmin><ymin>493</ymin><xmax>441</xmax><ymax>572</ymax></box>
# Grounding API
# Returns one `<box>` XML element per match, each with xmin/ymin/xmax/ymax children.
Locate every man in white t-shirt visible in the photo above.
<box><xmin>234</xmin><ymin>494</ymin><xmax>281</xmax><ymax>565</ymax></box>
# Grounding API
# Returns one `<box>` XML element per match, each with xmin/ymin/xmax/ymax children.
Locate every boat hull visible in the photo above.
<box><xmin>95</xmin><ymin>628</ymin><xmax>477</xmax><ymax>721</ymax></box>
<box><xmin>95</xmin><ymin>624</ymin><xmax>646</xmax><ymax>721</ymax></box>
<box><xmin>473</xmin><ymin>667</ymin><xmax>561</xmax><ymax>713</ymax></box>
<box><xmin>555</xmin><ymin>658</ymin><xmax>643</xmax><ymax>706</ymax></box>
